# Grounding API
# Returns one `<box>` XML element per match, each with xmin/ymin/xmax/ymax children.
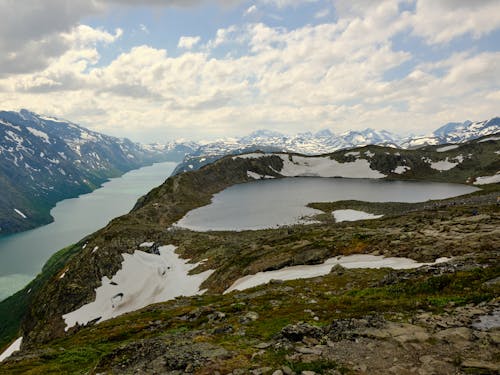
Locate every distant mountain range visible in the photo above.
<box><xmin>173</xmin><ymin>117</ymin><xmax>500</xmax><ymax>174</ymax></box>
<box><xmin>0</xmin><ymin>110</ymin><xmax>185</xmax><ymax>235</ymax></box>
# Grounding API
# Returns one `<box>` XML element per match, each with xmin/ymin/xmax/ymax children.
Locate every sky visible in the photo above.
<box><xmin>0</xmin><ymin>0</ymin><xmax>499</xmax><ymax>142</ymax></box>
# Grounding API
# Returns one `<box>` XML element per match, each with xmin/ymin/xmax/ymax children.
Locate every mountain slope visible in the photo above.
<box><xmin>0</xmin><ymin>134</ymin><xmax>494</xmax><ymax>349</ymax></box>
<box><xmin>0</xmin><ymin>135</ymin><xmax>498</xmax><ymax>373</ymax></box>
<box><xmin>0</xmin><ymin>109</ymin><xmax>187</xmax><ymax>235</ymax></box>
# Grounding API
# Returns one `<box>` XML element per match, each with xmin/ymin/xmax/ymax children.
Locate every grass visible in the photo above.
<box><xmin>1</xmin><ymin>263</ymin><xmax>497</xmax><ymax>374</ymax></box>
<box><xmin>0</xmin><ymin>243</ymin><xmax>82</xmax><ymax>350</ymax></box>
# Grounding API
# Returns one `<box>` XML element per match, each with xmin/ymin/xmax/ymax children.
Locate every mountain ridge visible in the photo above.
<box><xmin>0</xmin><ymin>110</ymin><xmax>192</xmax><ymax>236</ymax></box>
<box><xmin>173</xmin><ymin>117</ymin><xmax>500</xmax><ymax>175</ymax></box>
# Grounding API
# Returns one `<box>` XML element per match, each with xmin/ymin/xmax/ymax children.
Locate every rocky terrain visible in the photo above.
<box><xmin>0</xmin><ymin>134</ymin><xmax>498</xmax><ymax>374</ymax></box>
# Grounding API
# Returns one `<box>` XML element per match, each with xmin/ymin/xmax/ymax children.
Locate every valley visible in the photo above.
<box><xmin>0</xmin><ymin>161</ymin><xmax>177</xmax><ymax>301</ymax></box>
<box><xmin>0</xmin><ymin>110</ymin><xmax>188</xmax><ymax>236</ymax></box>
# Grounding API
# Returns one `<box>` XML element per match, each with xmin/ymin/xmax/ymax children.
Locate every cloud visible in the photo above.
<box><xmin>0</xmin><ymin>0</ymin><xmax>499</xmax><ymax>141</ymax></box>
<box><xmin>178</xmin><ymin>36</ymin><xmax>202</xmax><ymax>49</ymax></box>
<box><xmin>0</xmin><ymin>0</ymin><xmax>240</xmax><ymax>75</ymax></box>
<box><xmin>245</xmin><ymin>5</ymin><xmax>258</xmax><ymax>16</ymax></box>
<box><xmin>315</xmin><ymin>8</ymin><xmax>330</xmax><ymax>19</ymax></box>
<box><xmin>411</xmin><ymin>0</ymin><xmax>500</xmax><ymax>44</ymax></box>
<box><xmin>258</xmin><ymin>0</ymin><xmax>319</xmax><ymax>8</ymax></box>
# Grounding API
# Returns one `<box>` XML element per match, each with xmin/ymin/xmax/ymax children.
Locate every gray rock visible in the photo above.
<box><xmin>280</xmin><ymin>322</ymin><xmax>323</xmax><ymax>341</ymax></box>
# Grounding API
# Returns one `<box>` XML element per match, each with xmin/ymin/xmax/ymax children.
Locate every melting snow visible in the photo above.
<box><xmin>278</xmin><ymin>155</ymin><xmax>386</xmax><ymax>178</ymax></box>
<box><xmin>478</xmin><ymin>136</ymin><xmax>500</xmax><ymax>143</ymax></box>
<box><xmin>423</xmin><ymin>157</ymin><xmax>459</xmax><ymax>171</ymax></box>
<box><xmin>0</xmin><ymin>337</ymin><xmax>22</xmax><ymax>362</ymax></box>
<box><xmin>393</xmin><ymin>165</ymin><xmax>410</xmax><ymax>174</ymax></box>
<box><xmin>436</xmin><ymin>145</ymin><xmax>459</xmax><ymax>152</ymax></box>
<box><xmin>140</xmin><ymin>242</ymin><xmax>155</xmax><ymax>247</ymax></box>
<box><xmin>474</xmin><ymin>173</ymin><xmax>500</xmax><ymax>185</ymax></box>
<box><xmin>13</xmin><ymin>209</ymin><xmax>27</xmax><ymax>219</ymax></box>
<box><xmin>225</xmin><ymin>255</ymin><xmax>451</xmax><ymax>293</ymax></box>
<box><xmin>344</xmin><ymin>151</ymin><xmax>360</xmax><ymax>157</ymax></box>
<box><xmin>62</xmin><ymin>245</ymin><xmax>213</xmax><ymax>330</ymax></box>
<box><xmin>233</xmin><ymin>153</ymin><xmax>267</xmax><ymax>160</ymax></box>
<box><xmin>332</xmin><ymin>209</ymin><xmax>383</xmax><ymax>222</ymax></box>
<box><xmin>26</xmin><ymin>127</ymin><xmax>50</xmax><ymax>143</ymax></box>
<box><xmin>247</xmin><ymin>171</ymin><xmax>275</xmax><ymax>180</ymax></box>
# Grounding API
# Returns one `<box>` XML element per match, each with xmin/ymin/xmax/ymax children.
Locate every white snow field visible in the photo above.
<box><xmin>436</xmin><ymin>145</ymin><xmax>459</xmax><ymax>152</ymax></box>
<box><xmin>393</xmin><ymin>165</ymin><xmax>410</xmax><ymax>174</ymax></box>
<box><xmin>474</xmin><ymin>173</ymin><xmax>500</xmax><ymax>185</ymax></box>
<box><xmin>0</xmin><ymin>337</ymin><xmax>22</xmax><ymax>362</ymax></box>
<box><xmin>276</xmin><ymin>155</ymin><xmax>386</xmax><ymax>178</ymax></box>
<box><xmin>234</xmin><ymin>153</ymin><xmax>386</xmax><ymax>178</ymax></box>
<box><xmin>225</xmin><ymin>255</ymin><xmax>451</xmax><ymax>293</ymax></box>
<box><xmin>332</xmin><ymin>209</ymin><xmax>383</xmax><ymax>222</ymax></box>
<box><xmin>63</xmin><ymin>245</ymin><xmax>213</xmax><ymax>330</ymax></box>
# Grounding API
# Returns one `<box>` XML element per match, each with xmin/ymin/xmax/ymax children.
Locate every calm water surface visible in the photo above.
<box><xmin>177</xmin><ymin>177</ymin><xmax>478</xmax><ymax>231</ymax></box>
<box><xmin>0</xmin><ymin>162</ymin><xmax>176</xmax><ymax>301</ymax></box>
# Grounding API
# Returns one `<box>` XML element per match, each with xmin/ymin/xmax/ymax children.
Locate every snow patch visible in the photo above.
<box><xmin>344</xmin><ymin>151</ymin><xmax>360</xmax><ymax>157</ymax></box>
<box><xmin>26</xmin><ymin>127</ymin><xmax>50</xmax><ymax>143</ymax></box>
<box><xmin>92</xmin><ymin>246</ymin><xmax>99</xmax><ymax>254</ymax></box>
<box><xmin>332</xmin><ymin>209</ymin><xmax>383</xmax><ymax>222</ymax></box>
<box><xmin>62</xmin><ymin>245</ymin><xmax>214</xmax><ymax>330</ymax></box>
<box><xmin>140</xmin><ymin>242</ymin><xmax>155</xmax><ymax>247</ymax></box>
<box><xmin>14</xmin><ymin>209</ymin><xmax>27</xmax><ymax>219</ymax></box>
<box><xmin>423</xmin><ymin>157</ymin><xmax>459</xmax><ymax>171</ymax></box>
<box><xmin>0</xmin><ymin>337</ymin><xmax>22</xmax><ymax>362</ymax></box>
<box><xmin>232</xmin><ymin>153</ymin><xmax>267</xmax><ymax>160</ymax></box>
<box><xmin>225</xmin><ymin>255</ymin><xmax>451</xmax><ymax>293</ymax></box>
<box><xmin>436</xmin><ymin>145</ymin><xmax>459</xmax><ymax>152</ymax></box>
<box><xmin>278</xmin><ymin>155</ymin><xmax>386</xmax><ymax>178</ymax></box>
<box><xmin>393</xmin><ymin>165</ymin><xmax>410</xmax><ymax>174</ymax></box>
<box><xmin>247</xmin><ymin>171</ymin><xmax>275</xmax><ymax>180</ymax></box>
<box><xmin>478</xmin><ymin>136</ymin><xmax>500</xmax><ymax>143</ymax></box>
<box><xmin>474</xmin><ymin>173</ymin><xmax>500</xmax><ymax>185</ymax></box>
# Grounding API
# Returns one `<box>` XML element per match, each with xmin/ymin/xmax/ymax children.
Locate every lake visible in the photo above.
<box><xmin>176</xmin><ymin>177</ymin><xmax>478</xmax><ymax>231</ymax></box>
<box><xmin>0</xmin><ymin>161</ymin><xmax>177</xmax><ymax>301</ymax></box>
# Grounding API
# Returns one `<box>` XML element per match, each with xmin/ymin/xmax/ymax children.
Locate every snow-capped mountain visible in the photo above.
<box><xmin>173</xmin><ymin>118</ymin><xmax>499</xmax><ymax>175</ymax></box>
<box><xmin>173</xmin><ymin>128</ymin><xmax>404</xmax><ymax>174</ymax></box>
<box><xmin>0</xmin><ymin>109</ymin><xmax>191</xmax><ymax>235</ymax></box>
<box><xmin>401</xmin><ymin>118</ymin><xmax>500</xmax><ymax>148</ymax></box>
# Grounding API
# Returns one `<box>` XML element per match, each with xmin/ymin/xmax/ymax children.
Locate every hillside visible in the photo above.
<box><xmin>0</xmin><ymin>135</ymin><xmax>499</xmax><ymax>374</ymax></box>
<box><xmin>0</xmin><ymin>110</ymin><xmax>191</xmax><ymax>235</ymax></box>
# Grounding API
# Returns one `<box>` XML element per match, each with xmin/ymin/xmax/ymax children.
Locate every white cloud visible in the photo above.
<box><xmin>245</xmin><ymin>5</ymin><xmax>258</xmax><ymax>16</ymax></box>
<box><xmin>178</xmin><ymin>36</ymin><xmax>201</xmax><ymax>49</ymax></box>
<box><xmin>0</xmin><ymin>0</ymin><xmax>499</xmax><ymax>141</ymax></box>
<box><xmin>315</xmin><ymin>8</ymin><xmax>330</xmax><ymax>19</ymax></box>
<box><xmin>258</xmin><ymin>0</ymin><xmax>319</xmax><ymax>8</ymax></box>
<box><xmin>411</xmin><ymin>0</ymin><xmax>500</xmax><ymax>44</ymax></box>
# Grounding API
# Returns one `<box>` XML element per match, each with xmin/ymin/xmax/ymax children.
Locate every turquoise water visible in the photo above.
<box><xmin>0</xmin><ymin>162</ymin><xmax>176</xmax><ymax>301</ymax></box>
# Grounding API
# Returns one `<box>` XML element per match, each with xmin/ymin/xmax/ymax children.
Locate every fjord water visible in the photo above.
<box><xmin>0</xmin><ymin>162</ymin><xmax>176</xmax><ymax>301</ymax></box>
<box><xmin>177</xmin><ymin>177</ymin><xmax>478</xmax><ymax>231</ymax></box>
